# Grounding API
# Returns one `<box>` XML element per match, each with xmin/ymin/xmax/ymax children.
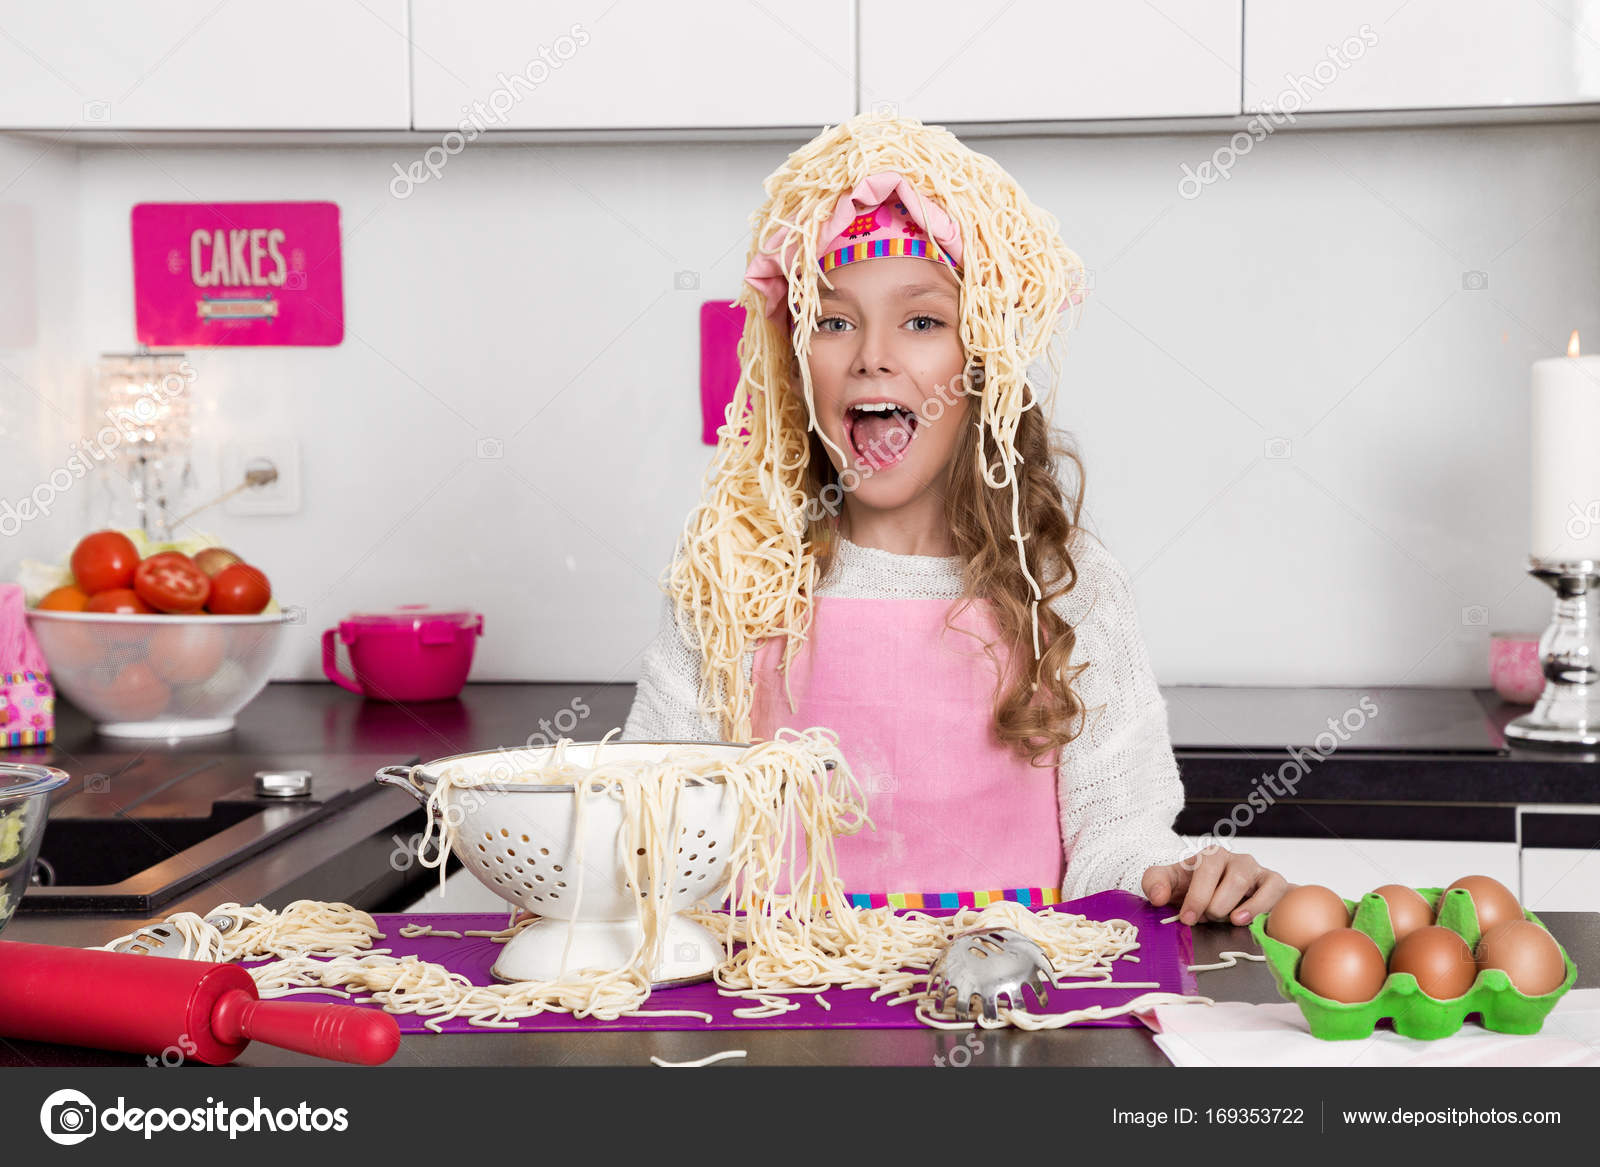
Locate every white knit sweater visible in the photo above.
<box><xmin>623</xmin><ymin>531</ymin><xmax>1190</xmax><ymax>898</ymax></box>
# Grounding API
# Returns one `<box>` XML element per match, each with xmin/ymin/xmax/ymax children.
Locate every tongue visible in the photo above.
<box><xmin>853</xmin><ymin>413</ymin><xmax>913</xmax><ymax>467</ymax></box>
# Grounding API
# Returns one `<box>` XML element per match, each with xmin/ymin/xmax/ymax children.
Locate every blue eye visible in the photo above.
<box><xmin>906</xmin><ymin>315</ymin><xmax>944</xmax><ymax>332</ymax></box>
<box><xmin>816</xmin><ymin>316</ymin><xmax>852</xmax><ymax>333</ymax></box>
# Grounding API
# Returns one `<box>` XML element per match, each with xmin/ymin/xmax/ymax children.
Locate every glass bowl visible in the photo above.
<box><xmin>26</xmin><ymin>610</ymin><xmax>287</xmax><ymax>738</ymax></box>
<box><xmin>0</xmin><ymin>763</ymin><xmax>69</xmax><ymax>936</ymax></box>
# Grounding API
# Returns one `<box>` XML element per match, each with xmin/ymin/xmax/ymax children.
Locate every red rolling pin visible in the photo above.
<box><xmin>0</xmin><ymin>940</ymin><xmax>400</xmax><ymax>1065</ymax></box>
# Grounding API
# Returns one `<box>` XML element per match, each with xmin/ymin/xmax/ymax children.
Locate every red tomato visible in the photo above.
<box><xmin>38</xmin><ymin>585</ymin><xmax>90</xmax><ymax>611</ymax></box>
<box><xmin>37</xmin><ymin>623</ymin><xmax>101</xmax><ymax>670</ymax></box>
<box><xmin>91</xmin><ymin>662</ymin><xmax>171</xmax><ymax>721</ymax></box>
<box><xmin>85</xmin><ymin>588</ymin><xmax>155</xmax><ymax>615</ymax></box>
<box><xmin>134</xmin><ymin>553</ymin><xmax>211</xmax><ymax>614</ymax></box>
<box><xmin>69</xmin><ymin>531</ymin><xmax>140</xmax><ymax>594</ymax></box>
<box><xmin>148</xmin><ymin>623</ymin><xmax>227</xmax><ymax>684</ymax></box>
<box><xmin>194</xmin><ymin>547</ymin><xmax>243</xmax><ymax>577</ymax></box>
<box><xmin>206</xmin><ymin>564</ymin><xmax>271</xmax><ymax>615</ymax></box>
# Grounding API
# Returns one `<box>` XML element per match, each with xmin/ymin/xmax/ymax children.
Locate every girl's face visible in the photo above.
<box><xmin>803</xmin><ymin>258</ymin><xmax>970</xmax><ymax>516</ymax></box>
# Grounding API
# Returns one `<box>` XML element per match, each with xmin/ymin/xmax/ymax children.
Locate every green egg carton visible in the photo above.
<box><xmin>1249</xmin><ymin>887</ymin><xmax>1578</xmax><ymax>1041</ymax></box>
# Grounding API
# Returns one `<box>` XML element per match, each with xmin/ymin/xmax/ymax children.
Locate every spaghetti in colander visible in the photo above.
<box><xmin>99</xmin><ymin>729</ymin><xmax>1206</xmax><ymax>1030</ymax></box>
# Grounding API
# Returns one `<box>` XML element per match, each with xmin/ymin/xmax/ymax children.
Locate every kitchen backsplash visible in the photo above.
<box><xmin>2</xmin><ymin>120</ymin><xmax>1595</xmax><ymax>686</ymax></box>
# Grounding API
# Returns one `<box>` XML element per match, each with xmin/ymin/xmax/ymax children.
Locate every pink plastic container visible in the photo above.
<box><xmin>1489</xmin><ymin>630</ymin><xmax>1545</xmax><ymax>706</ymax></box>
<box><xmin>322</xmin><ymin>605</ymin><xmax>483</xmax><ymax>703</ymax></box>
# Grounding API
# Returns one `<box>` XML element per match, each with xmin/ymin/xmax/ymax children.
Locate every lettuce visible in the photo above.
<box><xmin>0</xmin><ymin>810</ymin><xmax>22</xmax><ymax>864</ymax></box>
<box><xmin>18</xmin><ymin>528</ymin><xmax>227</xmax><ymax>606</ymax></box>
<box><xmin>16</xmin><ymin>559</ymin><xmax>73</xmax><ymax>608</ymax></box>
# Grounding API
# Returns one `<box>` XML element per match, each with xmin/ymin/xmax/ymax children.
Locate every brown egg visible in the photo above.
<box><xmin>1476</xmin><ymin>920</ymin><xmax>1567</xmax><ymax>997</ymax></box>
<box><xmin>1388</xmin><ymin>925</ymin><xmax>1477</xmax><ymax>1000</ymax></box>
<box><xmin>1264</xmin><ymin>885</ymin><xmax>1352</xmax><ymax>950</ymax></box>
<box><xmin>1372</xmin><ymin>884</ymin><xmax>1433</xmax><ymax>942</ymax></box>
<box><xmin>1298</xmin><ymin>929</ymin><xmax>1388</xmax><ymax>1003</ymax></box>
<box><xmin>1445</xmin><ymin>875</ymin><xmax>1523</xmax><ymax>935</ymax></box>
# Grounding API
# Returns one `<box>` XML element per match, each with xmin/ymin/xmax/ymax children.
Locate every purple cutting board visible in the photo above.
<box><xmin>243</xmin><ymin>890</ymin><xmax>1194</xmax><ymax>1034</ymax></box>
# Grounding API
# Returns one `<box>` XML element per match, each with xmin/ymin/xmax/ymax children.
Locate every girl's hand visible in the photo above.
<box><xmin>1142</xmin><ymin>848</ymin><xmax>1288</xmax><ymax>927</ymax></box>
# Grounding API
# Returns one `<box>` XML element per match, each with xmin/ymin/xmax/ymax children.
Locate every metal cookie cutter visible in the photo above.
<box><xmin>925</xmin><ymin>927</ymin><xmax>1054</xmax><ymax>1021</ymax></box>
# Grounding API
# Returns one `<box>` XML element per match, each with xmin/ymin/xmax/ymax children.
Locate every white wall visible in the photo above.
<box><xmin>8</xmin><ymin>120</ymin><xmax>1592</xmax><ymax>685</ymax></box>
<box><xmin>0</xmin><ymin>135</ymin><xmax>87</xmax><ymax>575</ymax></box>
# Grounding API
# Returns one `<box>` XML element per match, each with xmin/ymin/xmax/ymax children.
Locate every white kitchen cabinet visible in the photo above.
<box><xmin>858</xmin><ymin>0</ymin><xmax>1242</xmax><ymax>123</ymax></box>
<box><xmin>1197</xmin><ymin>836</ymin><xmax>1521</xmax><ymax>901</ymax></box>
<box><xmin>1243</xmin><ymin>0</ymin><xmax>1600</xmax><ymax>114</ymax></box>
<box><xmin>1518</xmin><ymin>806</ymin><xmax>1600</xmax><ymax>912</ymax></box>
<box><xmin>409</xmin><ymin>0</ymin><xmax>854</xmax><ymax>131</ymax></box>
<box><xmin>1521</xmin><ymin>847</ymin><xmax>1600</xmax><ymax>912</ymax></box>
<box><xmin>0</xmin><ymin>1</ymin><xmax>410</xmax><ymax>130</ymax></box>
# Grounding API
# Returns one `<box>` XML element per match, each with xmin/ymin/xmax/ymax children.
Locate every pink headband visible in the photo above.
<box><xmin>744</xmin><ymin>171</ymin><xmax>964</xmax><ymax>320</ymax></box>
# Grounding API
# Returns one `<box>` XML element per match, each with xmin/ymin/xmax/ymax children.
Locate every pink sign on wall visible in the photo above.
<box><xmin>700</xmin><ymin>299</ymin><xmax>746</xmax><ymax>445</ymax></box>
<box><xmin>132</xmin><ymin>201</ymin><xmax>344</xmax><ymax>346</ymax></box>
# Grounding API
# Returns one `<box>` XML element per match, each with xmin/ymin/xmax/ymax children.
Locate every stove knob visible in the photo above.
<box><xmin>255</xmin><ymin>768</ymin><xmax>313</xmax><ymax>798</ymax></box>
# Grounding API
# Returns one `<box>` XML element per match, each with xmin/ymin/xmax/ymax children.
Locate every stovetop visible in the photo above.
<box><xmin>21</xmin><ymin>751</ymin><xmax>409</xmax><ymax>912</ymax></box>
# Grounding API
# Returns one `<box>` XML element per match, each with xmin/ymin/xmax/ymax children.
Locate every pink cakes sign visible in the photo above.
<box><xmin>131</xmin><ymin>201</ymin><xmax>344</xmax><ymax>346</ymax></box>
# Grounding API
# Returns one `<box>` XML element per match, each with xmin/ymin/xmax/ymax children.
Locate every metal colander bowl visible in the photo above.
<box><xmin>376</xmin><ymin>741</ymin><xmax>746</xmax><ymax>985</ymax></box>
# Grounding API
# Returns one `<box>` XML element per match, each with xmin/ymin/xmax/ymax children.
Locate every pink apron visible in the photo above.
<box><xmin>750</xmin><ymin>596</ymin><xmax>1064</xmax><ymax>906</ymax></box>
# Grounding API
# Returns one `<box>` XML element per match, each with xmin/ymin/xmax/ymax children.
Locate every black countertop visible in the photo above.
<box><xmin>21</xmin><ymin>680</ymin><xmax>1599</xmax><ymax>859</ymax></box>
<box><xmin>29</xmin><ymin>680</ymin><xmax>1600</xmax><ymax>798</ymax></box>
<box><xmin>9</xmin><ymin>679</ymin><xmax>1600</xmax><ymax>928</ymax></box>
<box><xmin>2</xmin><ymin>681</ymin><xmax>1597</xmax><ymax>1067</ymax></box>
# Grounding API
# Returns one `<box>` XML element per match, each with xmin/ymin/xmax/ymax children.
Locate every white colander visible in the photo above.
<box><xmin>376</xmin><ymin>741</ymin><xmax>745</xmax><ymax>985</ymax></box>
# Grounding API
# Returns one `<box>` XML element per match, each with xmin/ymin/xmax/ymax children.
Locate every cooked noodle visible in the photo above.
<box><xmin>650</xmin><ymin>1049</ymin><xmax>747</xmax><ymax>1068</ymax></box>
<box><xmin>1187</xmin><ymin>951</ymin><xmax>1267</xmax><ymax>973</ymax></box>
<box><xmin>96</xmin><ymin>900</ymin><xmax>382</xmax><ymax>964</ymax></box>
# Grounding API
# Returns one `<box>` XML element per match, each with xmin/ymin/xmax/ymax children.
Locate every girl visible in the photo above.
<box><xmin>626</xmin><ymin>112</ymin><xmax>1286</xmax><ymax>928</ymax></box>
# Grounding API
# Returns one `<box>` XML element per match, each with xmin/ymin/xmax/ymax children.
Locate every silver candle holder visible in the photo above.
<box><xmin>1504</xmin><ymin>557</ymin><xmax>1600</xmax><ymax>747</ymax></box>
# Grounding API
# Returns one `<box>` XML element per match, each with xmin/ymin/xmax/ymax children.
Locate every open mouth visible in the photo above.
<box><xmin>844</xmin><ymin>401</ymin><xmax>919</xmax><ymax>471</ymax></box>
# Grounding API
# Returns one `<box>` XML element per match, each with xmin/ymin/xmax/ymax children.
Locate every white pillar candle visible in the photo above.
<box><xmin>1531</xmin><ymin>331</ymin><xmax>1600</xmax><ymax>563</ymax></box>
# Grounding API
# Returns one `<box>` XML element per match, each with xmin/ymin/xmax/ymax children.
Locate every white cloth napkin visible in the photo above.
<box><xmin>1146</xmin><ymin>988</ymin><xmax>1600</xmax><ymax>1067</ymax></box>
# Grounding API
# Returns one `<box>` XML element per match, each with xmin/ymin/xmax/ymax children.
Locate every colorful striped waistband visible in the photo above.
<box><xmin>835</xmin><ymin>887</ymin><xmax>1062</xmax><ymax>911</ymax></box>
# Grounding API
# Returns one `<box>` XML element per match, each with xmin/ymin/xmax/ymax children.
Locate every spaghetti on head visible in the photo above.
<box><xmin>669</xmin><ymin>110</ymin><xmax>1095</xmax><ymax>763</ymax></box>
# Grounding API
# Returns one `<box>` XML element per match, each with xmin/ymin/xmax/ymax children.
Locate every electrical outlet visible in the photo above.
<box><xmin>221</xmin><ymin>438</ymin><xmax>301</xmax><ymax>515</ymax></box>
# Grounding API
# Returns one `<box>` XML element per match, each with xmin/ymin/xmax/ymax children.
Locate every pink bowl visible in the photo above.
<box><xmin>1489</xmin><ymin>632</ymin><xmax>1545</xmax><ymax>706</ymax></box>
<box><xmin>322</xmin><ymin>605</ymin><xmax>483</xmax><ymax>703</ymax></box>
